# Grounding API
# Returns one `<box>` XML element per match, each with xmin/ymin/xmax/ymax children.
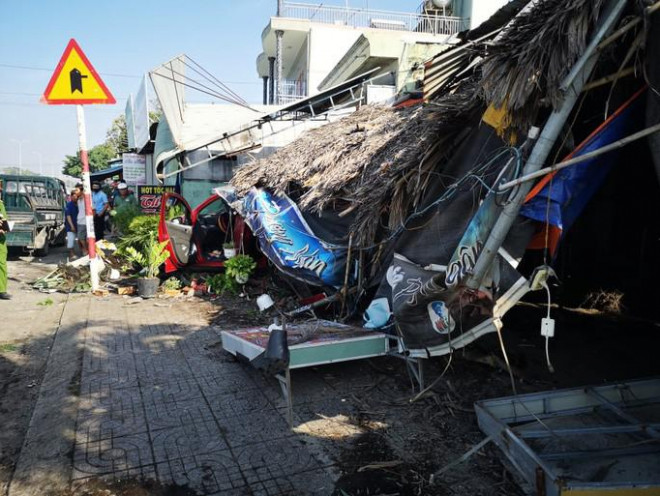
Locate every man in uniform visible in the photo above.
<box><xmin>0</xmin><ymin>180</ymin><xmax>10</xmax><ymax>300</ymax></box>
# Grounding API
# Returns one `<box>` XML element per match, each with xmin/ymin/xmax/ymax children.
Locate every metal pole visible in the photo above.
<box><xmin>498</xmin><ymin>122</ymin><xmax>660</xmax><ymax>192</ymax></box>
<box><xmin>268</xmin><ymin>57</ymin><xmax>275</xmax><ymax>105</ymax></box>
<box><xmin>465</xmin><ymin>0</ymin><xmax>627</xmax><ymax>290</ymax></box>
<box><xmin>10</xmin><ymin>138</ymin><xmax>27</xmax><ymax>175</ymax></box>
<box><xmin>262</xmin><ymin>76</ymin><xmax>269</xmax><ymax>105</ymax></box>
<box><xmin>76</xmin><ymin>105</ymin><xmax>100</xmax><ymax>292</ymax></box>
<box><xmin>32</xmin><ymin>152</ymin><xmax>43</xmax><ymax>176</ymax></box>
<box><xmin>560</xmin><ymin>0</ymin><xmax>629</xmax><ymax>92</ymax></box>
<box><xmin>275</xmin><ymin>30</ymin><xmax>284</xmax><ymax>105</ymax></box>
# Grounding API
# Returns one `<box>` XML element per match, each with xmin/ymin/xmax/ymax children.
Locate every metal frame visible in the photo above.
<box><xmin>162</xmin><ymin>68</ymin><xmax>381</xmax><ymax>179</ymax></box>
<box><xmin>275</xmin><ymin>369</ymin><xmax>294</xmax><ymax>428</ymax></box>
<box><xmin>388</xmin><ymin>350</ymin><xmax>425</xmax><ymax>392</ymax></box>
<box><xmin>475</xmin><ymin>378</ymin><xmax>660</xmax><ymax>495</ymax></box>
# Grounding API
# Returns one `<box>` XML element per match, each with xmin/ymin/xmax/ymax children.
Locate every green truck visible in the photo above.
<box><xmin>0</xmin><ymin>174</ymin><xmax>67</xmax><ymax>256</ymax></box>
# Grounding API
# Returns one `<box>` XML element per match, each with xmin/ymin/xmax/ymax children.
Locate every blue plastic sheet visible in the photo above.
<box><xmin>520</xmin><ymin>95</ymin><xmax>643</xmax><ymax>230</ymax></box>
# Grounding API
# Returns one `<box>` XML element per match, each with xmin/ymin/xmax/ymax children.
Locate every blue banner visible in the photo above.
<box><xmin>242</xmin><ymin>188</ymin><xmax>349</xmax><ymax>288</ymax></box>
<box><xmin>520</xmin><ymin>92</ymin><xmax>644</xmax><ymax>231</ymax></box>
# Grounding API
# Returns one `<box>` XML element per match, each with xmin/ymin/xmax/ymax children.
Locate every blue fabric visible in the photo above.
<box><xmin>92</xmin><ymin>191</ymin><xmax>108</xmax><ymax>215</ymax></box>
<box><xmin>520</xmin><ymin>95</ymin><xmax>643</xmax><ymax>231</ymax></box>
<box><xmin>65</xmin><ymin>201</ymin><xmax>78</xmax><ymax>232</ymax></box>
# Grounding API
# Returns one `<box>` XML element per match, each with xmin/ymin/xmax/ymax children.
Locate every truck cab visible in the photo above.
<box><xmin>0</xmin><ymin>175</ymin><xmax>67</xmax><ymax>256</ymax></box>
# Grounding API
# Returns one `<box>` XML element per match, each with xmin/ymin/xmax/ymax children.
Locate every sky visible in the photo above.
<box><xmin>0</xmin><ymin>0</ymin><xmax>424</xmax><ymax>178</ymax></box>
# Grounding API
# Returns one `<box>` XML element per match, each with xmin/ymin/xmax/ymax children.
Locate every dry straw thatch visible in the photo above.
<box><xmin>231</xmin><ymin>0</ymin><xmax>611</xmax><ymax>244</ymax></box>
<box><xmin>480</xmin><ymin>0</ymin><xmax>606</xmax><ymax>131</ymax></box>
<box><xmin>232</xmin><ymin>79</ymin><xmax>483</xmax><ymax>244</ymax></box>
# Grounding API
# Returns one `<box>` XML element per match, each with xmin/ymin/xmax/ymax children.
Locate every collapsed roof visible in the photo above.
<box><xmin>230</xmin><ymin>0</ymin><xmax>657</xmax><ymax>245</ymax></box>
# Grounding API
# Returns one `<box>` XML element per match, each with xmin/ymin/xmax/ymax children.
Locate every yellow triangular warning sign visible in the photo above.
<box><xmin>42</xmin><ymin>39</ymin><xmax>115</xmax><ymax>105</ymax></box>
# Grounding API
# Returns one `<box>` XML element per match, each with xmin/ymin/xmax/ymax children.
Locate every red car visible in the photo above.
<box><xmin>158</xmin><ymin>190</ymin><xmax>256</xmax><ymax>274</ymax></box>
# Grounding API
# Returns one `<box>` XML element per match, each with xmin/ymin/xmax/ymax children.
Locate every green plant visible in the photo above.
<box><xmin>124</xmin><ymin>239</ymin><xmax>169</xmax><ymax>278</ymax></box>
<box><xmin>112</xmin><ymin>203</ymin><xmax>141</xmax><ymax>234</ymax></box>
<box><xmin>117</xmin><ymin>215</ymin><xmax>159</xmax><ymax>256</ymax></box>
<box><xmin>166</xmin><ymin>203</ymin><xmax>186</xmax><ymax>221</ymax></box>
<box><xmin>37</xmin><ymin>297</ymin><xmax>54</xmax><ymax>306</ymax></box>
<box><xmin>224</xmin><ymin>254</ymin><xmax>256</xmax><ymax>282</ymax></box>
<box><xmin>0</xmin><ymin>343</ymin><xmax>19</xmax><ymax>353</ymax></box>
<box><xmin>206</xmin><ymin>273</ymin><xmax>238</xmax><ymax>295</ymax></box>
<box><xmin>162</xmin><ymin>277</ymin><xmax>182</xmax><ymax>291</ymax></box>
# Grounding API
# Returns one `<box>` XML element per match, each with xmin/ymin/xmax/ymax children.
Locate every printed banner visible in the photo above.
<box><xmin>122</xmin><ymin>153</ymin><xmax>147</xmax><ymax>185</ymax></box>
<box><xmin>137</xmin><ymin>185</ymin><xmax>176</xmax><ymax>214</ymax></box>
<box><xmin>242</xmin><ymin>188</ymin><xmax>348</xmax><ymax>288</ymax></box>
<box><xmin>363</xmin><ymin>125</ymin><xmax>531</xmax><ymax>351</ymax></box>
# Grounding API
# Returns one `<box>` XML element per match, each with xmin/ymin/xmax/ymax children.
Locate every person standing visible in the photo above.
<box><xmin>91</xmin><ymin>182</ymin><xmax>109</xmax><ymax>241</ymax></box>
<box><xmin>65</xmin><ymin>189</ymin><xmax>79</xmax><ymax>259</ymax></box>
<box><xmin>113</xmin><ymin>182</ymin><xmax>138</xmax><ymax>211</ymax></box>
<box><xmin>76</xmin><ymin>187</ymin><xmax>88</xmax><ymax>256</ymax></box>
<box><xmin>0</xmin><ymin>180</ymin><xmax>10</xmax><ymax>300</ymax></box>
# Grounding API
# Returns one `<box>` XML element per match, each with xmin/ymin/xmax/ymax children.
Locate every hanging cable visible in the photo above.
<box><xmin>186</xmin><ymin>56</ymin><xmax>254</xmax><ymax>108</ymax></box>
<box><xmin>541</xmin><ymin>280</ymin><xmax>555</xmax><ymax>373</ymax></box>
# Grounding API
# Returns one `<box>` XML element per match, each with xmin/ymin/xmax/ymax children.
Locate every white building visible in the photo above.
<box><xmin>256</xmin><ymin>0</ymin><xmax>510</xmax><ymax>104</ymax></box>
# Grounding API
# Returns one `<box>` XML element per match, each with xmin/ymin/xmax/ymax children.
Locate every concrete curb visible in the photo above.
<box><xmin>8</xmin><ymin>294</ymin><xmax>89</xmax><ymax>496</ymax></box>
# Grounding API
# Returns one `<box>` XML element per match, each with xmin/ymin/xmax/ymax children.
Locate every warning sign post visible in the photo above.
<box><xmin>42</xmin><ymin>39</ymin><xmax>116</xmax><ymax>292</ymax></box>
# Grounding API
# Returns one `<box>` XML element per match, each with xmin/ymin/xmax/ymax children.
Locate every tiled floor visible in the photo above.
<box><xmin>72</xmin><ymin>302</ymin><xmax>336</xmax><ymax>495</ymax></box>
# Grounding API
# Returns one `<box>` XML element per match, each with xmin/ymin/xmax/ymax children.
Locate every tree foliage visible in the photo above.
<box><xmin>61</xmin><ymin>114</ymin><xmax>130</xmax><ymax>178</ymax></box>
<box><xmin>62</xmin><ymin>143</ymin><xmax>116</xmax><ymax>178</ymax></box>
<box><xmin>105</xmin><ymin>115</ymin><xmax>129</xmax><ymax>154</ymax></box>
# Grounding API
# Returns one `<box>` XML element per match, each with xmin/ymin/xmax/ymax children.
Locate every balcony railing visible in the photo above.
<box><xmin>278</xmin><ymin>79</ymin><xmax>307</xmax><ymax>104</ymax></box>
<box><xmin>279</xmin><ymin>1</ymin><xmax>468</xmax><ymax>36</ymax></box>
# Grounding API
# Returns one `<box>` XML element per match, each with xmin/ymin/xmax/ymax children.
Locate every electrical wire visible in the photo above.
<box><xmin>245</xmin><ymin>144</ymin><xmax>525</xmax><ymax>257</ymax></box>
<box><xmin>541</xmin><ymin>280</ymin><xmax>555</xmax><ymax>373</ymax></box>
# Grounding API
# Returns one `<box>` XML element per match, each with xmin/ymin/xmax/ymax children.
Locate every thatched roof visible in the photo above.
<box><xmin>231</xmin><ymin>0</ymin><xmax>634</xmax><ymax>245</ymax></box>
<box><xmin>480</xmin><ymin>0</ymin><xmax>606</xmax><ymax>132</ymax></box>
<box><xmin>232</xmin><ymin>79</ymin><xmax>483</xmax><ymax>243</ymax></box>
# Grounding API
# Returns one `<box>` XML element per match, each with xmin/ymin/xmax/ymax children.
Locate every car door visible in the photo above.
<box><xmin>189</xmin><ymin>194</ymin><xmax>232</xmax><ymax>268</ymax></box>
<box><xmin>159</xmin><ymin>192</ymin><xmax>195</xmax><ymax>272</ymax></box>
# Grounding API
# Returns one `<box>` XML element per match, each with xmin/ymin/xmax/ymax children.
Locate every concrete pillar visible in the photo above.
<box><xmin>275</xmin><ymin>30</ymin><xmax>284</xmax><ymax>105</ymax></box>
<box><xmin>268</xmin><ymin>57</ymin><xmax>275</xmax><ymax>105</ymax></box>
<box><xmin>277</xmin><ymin>0</ymin><xmax>284</xmax><ymax>16</ymax></box>
<box><xmin>262</xmin><ymin>76</ymin><xmax>269</xmax><ymax>105</ymax></box>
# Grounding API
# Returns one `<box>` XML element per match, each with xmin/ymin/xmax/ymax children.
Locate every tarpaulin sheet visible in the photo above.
<box><xmin>364</xmin><ymin>125</ymin><xmax>534</xmax><ymax>350</ymax></box>
<box><xmin>521</xmin><ymin>90</ymin><xmax>645</xmax><ymax>231</ymax></box>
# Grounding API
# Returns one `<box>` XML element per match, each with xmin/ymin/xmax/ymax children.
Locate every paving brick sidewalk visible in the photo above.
<box><xmin>71</xmin><ymin>297</ymin><xmax>337</xmax><ymax>495</ymax></box>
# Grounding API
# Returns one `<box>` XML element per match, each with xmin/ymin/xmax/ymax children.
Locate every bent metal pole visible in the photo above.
<box><xmin>76</xmin><ymin>104</ymin><xmax>100</xmax><ymax>291</ymax></box>
<box><xmin>465</xmin><ymin>0</ymin><xmax>628</xmax><ymax>290</ymax></box>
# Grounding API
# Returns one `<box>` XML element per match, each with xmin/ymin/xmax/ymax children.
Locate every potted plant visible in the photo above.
<box><xmin>161</xmin><ymin>276</ymin><xmax>182</xmax><ymax>297</ymax></box>
<box><xmin>224</xmin><ymin>254</ymin><xmax>256</xmax><ymax>284</ymax></box>
<box><xmin>223</xmin><ymin>213</ymin><xmax>236</xmax><ymax>258</ymax></box>
<box><xmin>223</xmin><ymin>242</ymin><xmax>236</xmax><ymax>259</ymax></box>
<box><xmin>124</xmin><ymin>239</ymin><xmax>170</xmax><ymax>298</ymax></box>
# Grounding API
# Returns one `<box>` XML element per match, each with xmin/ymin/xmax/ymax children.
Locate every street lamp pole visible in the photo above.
<box><xmin>32</xmin><ymin>151</ymin><xmax>43</xmax><ymax>176</ymax></box>
<box><xmin>9</xmin><ymin>138</ymin><xmax>28</xmax><ymax>175</ymax></box>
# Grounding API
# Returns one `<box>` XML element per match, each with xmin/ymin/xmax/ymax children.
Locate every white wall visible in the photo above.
<box><xmin>464</xmin><ymin>0</ymin><xmax>511</xmax><ymax>30</ymax></box>
<box><xmin>308</xmin><ymin>25</ymin><xmax>361</xmax><ymax>94</ymax></box>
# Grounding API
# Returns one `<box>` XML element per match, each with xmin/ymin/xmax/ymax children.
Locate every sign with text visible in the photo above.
<box><xmin>42</xmin><ymin>39</ymin><xmax>115</xmax><ymax>105</ymax></box>
<box><xmin>122</xmin><ymin>153</ymin><xmax>146</xmax><ymax>185</ymax></box>
<box><xmin>137</xmin><ymin>185</ymin><xmax>176</xmax><ymax>214</ymax></box>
